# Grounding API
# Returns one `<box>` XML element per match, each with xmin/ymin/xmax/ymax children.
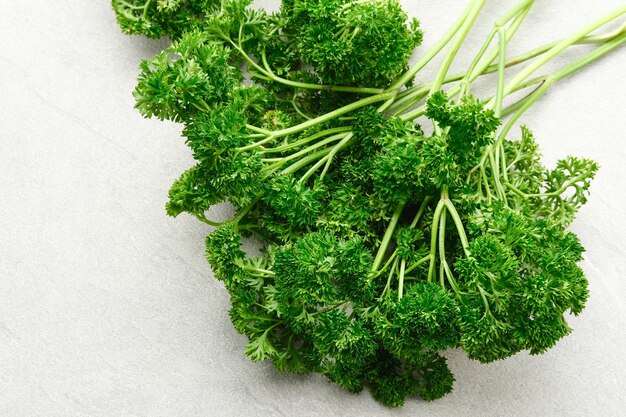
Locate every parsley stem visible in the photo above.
<box><xmin>497</xmin><ymin>32</ymin><xmax>626</xmax><ymax>143</ymax></box>
<box><xmin>246</xmin><ymin>124</ymin><xmax>271</xmax><ymax>135</ymax></box>
<box><xmin>299</xmin><ymin>153</ymin><xmax>332</xmax><ymax>183</ymax></box>
<box><xmin>270</xmin><ymin>92</ymin><xmax>396</xmax><ymax>139</ymax></box>
<box><xmin>194</xmin><ymin>213</ymin><xmax>223</xmax><ymax>227</ymax></box>
<box><xmin>261</xmin><ymin>132</ymin><xmax>347</xmax><ymax>164</ymax></box>
<box><xmin>116</xmin><ymin>0</ymin><xmax>148</xmax><ymax>11</ymax></box>
<box><xmin>319</xmin><ymin>133</ymin><xmax>355</xmax><ymax>179</ymax></box>
<box><xmin>398</xmin><ymin>259</ymin><xmax>407</xmax><ymax>301</ymax></box>
<box><xmin>410</xmin><ymin>197</ymin><xmax>432</xmax><ymax>228</ymax></box>
<box><xmin>299</xmin><ymin>132</ymin><xmax>353</xmax><ymax>183</ymax></box>
<box><xmin>404</xmin><ymin>255</ymin><xmax>432</xmax><ymax>276</ymax></box>
<box><xmin>382</xmin><ymin>258</ymin><xmax>399</xmax><ymax>297</ymax></box>
<box><xmin>239</xmin><ymin>265</ymin><xmax>275</xmax><ymax>276</ymax></box>
<box><xmin>478</xmin><ymin>286</ymin><xmax>492</xmax><ymax>316</ymax></box>
<box><xmin>261</xmin><ymin>126</ymin><xmax>352</xmax><ymax>154</ymax></box>
<box><xmin>390</xmin><ymin>0</ymin><xmax>486</xmax><ymax>91</ymax></box>
<box><xmin>258</xmin><ymin>49</ymin><xmax>384</xmax><ymax>95</ymax></box>
<box><xmin>499</xmin><ymin>76</ymin><xmax>548</xmax><ymax>117</ymax></box>
<box><xmin>429</xmin><ymin>0</ymin><xmax>488</xmax><ymax>96</ymax></box>
<box><xmin>438</xmin><ymin>210</ymin><xmax>448</xmax><ymax>287</ymax></box>
<box><xmin>482</xmin><ymin>20</ymin><xmax>626</xmax><ymax>76</ymax></box>
<box><xmin>461</xmin><ymin>0</ymin><xmax>534</xmax><ymax>98</ymax></box>
<box><xmin>239</xmin><ymin>134</ymin><xmax>275</xmax><ymax>152</ymax></box>
<box><xmin>498</xmin><ymin>4</ymin><xmax>626</xmax><ymax>100</ymax></box>
<box><xmin>280</xmin><ymin>148</ymin><xmax>333</xmax><ymax>175</ymax></box>
<box><xmin>372</xmin><ymin>249</ymin><xmax>398</xmax><ymax>278</ymax></box>
<box><xmin>493</xmin><ymin>27</ymin><xmax>507</xmax><ymax>117</ymax></box>
<box><xmin>230</xmin><ymin>35</ymin><xmax>384</xmax><ymax>95</ymax></box>
<box><xmin>372</xmin><ymin>201</ymin><xmax>406</xmax><ymax>271</ymax></box>
<box><xmin>439</xmin><ymin>216</ymin><xmax>465</xmax><ymax>297</ymax></box>
<box><xmin>427</xmin><ymin>199</ymin><xmax>446</xmax><ymax>283</ymax></box>
<box><xmin>443</xmin><ymin>200</ymin><xmax>470</xmax><ymax>256</ymax></box>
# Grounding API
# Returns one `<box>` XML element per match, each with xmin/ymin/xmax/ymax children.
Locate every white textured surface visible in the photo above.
<box><xmin>1</xmin><ymin>1</ymin><xmax>625</xmax><ymax>416</ymax></box>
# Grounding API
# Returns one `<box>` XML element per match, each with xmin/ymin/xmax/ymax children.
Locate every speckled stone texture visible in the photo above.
<box><xmin>1</xmin><ymin>1</ymin><xmax>625</xmax><ymax>416</ymax></box>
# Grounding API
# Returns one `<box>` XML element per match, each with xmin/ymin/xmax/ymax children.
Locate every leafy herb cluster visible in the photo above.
<box><xmin>113</xmin><ymin>0</ymin><xmax>625</xmax><ymax>407</ymax></box>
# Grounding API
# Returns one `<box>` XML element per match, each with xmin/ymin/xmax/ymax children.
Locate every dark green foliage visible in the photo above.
<box><xmin>318</xmin><ymin>183</ymin><xmax>379</xmax><ymax>242</ymax></box>
<box><xmin>273</xmin><ymin>231</ymin><xmax>375</xmax><ymax>309</ymax></box>
<box><xmin>371</xmin><ymin>133</ymin><xmax>425</xmax><ymax>205</ymax></box>
<box><xmin>316</xmin><ymin>313</ymin><xmax>378</xmax><ymax>392</ymax></box>
<box><xmin>414</xmin><ymin>353</ymin><xmax>455</xmax><ymax>401</ymax></box>
<box><xmin>205</xmin><ymin>222</ymin><xmax>245</xmax><ymax>286</ymax></box>
<box><xmin>286</xmin><ymin>0</ymin><xmax>422</xmax><ymax>86</ymax></box>
<box><xmin>378</xmin><ymin>283</ymin><xmax>459</xmax><ymax>357</ymax></box>
<box><xmin>395</xmin><ymin>227</ymin><xmax>424</xmax><ymax>261</ymax></box>
<box><xmin>264</xmin><ymin>175</ymin><xmax>326</xmax><ymax>227</ymax></box>
<box><xmin>369</xmin><ymin>353</ymin><xmax>421</xmax><ymax>407</ymax></box>
<box><xmin>133</xmin><ymin>31</ymin><xmax>239</xmax><ymax>121</ymax></box>
<box><xmin>368</xmin><ymin>350</ymin><xmax>453</xmax><ymax>406</ymax></box>
<box><xmin>166</xmin><ymin>164</ymin><xmax>222</xmax><ymax>217</ymax></box>
<box><xmin>457</xmin><ymin>303</ymin><xmax>516</xmax><ymax>363</ymax></box>
<box><xmin>427</xmin><ymin>91</ymin><xmax>500</xmax><ymax>172</ymax></box>
<box><xmin>112</xmin><ymin>0</ymin><xmax>209</xmax><ymax>39</ymax></box>
<box><xmin>456</xmin><ymin>203</ymin><xmax>590</xmax><ymax>362</ymax></box>
<box><xmin>273</xmin><ymin>231</ymin><xmax>339</xmax><ymax>307</ymax></box>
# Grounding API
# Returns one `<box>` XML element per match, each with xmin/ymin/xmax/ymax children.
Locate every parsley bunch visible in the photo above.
<box><xmin>113</xmin><ymin>0</ymin><xmax>626</xmax><ymax>407</ymax></box>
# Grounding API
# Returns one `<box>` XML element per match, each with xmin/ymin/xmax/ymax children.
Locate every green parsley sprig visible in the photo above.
<box><xmin>113</xmin><ymin>0</ymin><xmax>626</xmax><ymax>407</ymax></box>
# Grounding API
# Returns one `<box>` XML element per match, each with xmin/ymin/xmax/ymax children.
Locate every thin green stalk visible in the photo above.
<box><xmin>239</xmin><ymin>265</ymin><xmax>276</xmax><ymax>276</ymax></box>
<box><xmin>493</xmin><ymin>27</ymin><xmax>507</xmax><ymax>116</ymax></box>
<box><xmin>499</xmin><ymin>5</ymin><xmax>626</xmax><ymax>99</ymax></box>
<box><xmin>427</xmin><ymin>199</ymin><xmax>446</xmax><ymax>283</ymax></box>
<box><xmin>436</xmin><ymin>209</ymin><xmax>462</xmax><ymax>295</ymax></box>
<box><xmin>372</xmin><ymin>249</ymin><xmax>398</xmax><ymax>277</ymax></box>
<box><xmin>238</xmin><ymin>134</ymin><xmax>275</xmax><ymax>152</ymax></box>
<box><xmin>499</xmin><ymin>75</ymin><xmax>548</xmax><ymax>117</ymax></box>
<box><xmin>262</xmin><ymin>126</ymin><xmax>352</xmax><ymax>154</ymax></box>
<box><xmin>462</xmin><ymin>0</ymin><xmax>534</xmax><ymax>97</ymax></box>
<box><xmin>467</xmin><ymin>1</ymin><xmax>533</xmax><ymax>82</ymax></box>
<box><xmin>290</xmin><ymin>91</ymin><xmax>311</xmax><ymax>120</ymax></box>
<box><xmin>404</xmin><ymin>255</ymin><xmax>431</xmax><ymax>275</ymax></box>
<box><xmin>429</xmin><ymin>0</ymin><xmax>488</xmax><ymax>96</ymax></box>
<box><xmin>279</xmin><ymin>148</ymin><xmax>333</xmax><ymax>175</ymax></box>
<box><xmin>299</xmin><ymin>152</ymin><xmax>332</xmax><ymax>184</ymax></box>
<box><xmin>270</xmin><ymin>92</ymin><xmax>396</xmax><ymax>139</ymax></box>
<box><xmin>388</xmin><ymin>83</ymin><xmax>431</xmax><ymax>116</ymax></box>
<box><xmin>389</xmin><ymin>0</ymin><xmax>486</xmax><ymax>90</ymax></box>
<box><xmin>438</xmin><ymin>210</ymin><xmax>448</xmax><ymax>287</ymax></box>
<box><xmin>372</xmin><ymin>201</ymin><xmax>406</xmax><ymax>271</ymax></box>
<box><xmin>481</xmin><ymin>20</ymin><xmax>626</xmax><ymax>76</ymax></box>
<box><xmin>259</xmin><ymin>49</ymin><xmax>384</xmax><ymax>95</ymax></box>
<box><xmin>399</xmin><ymin>17</ymin><xmax>625</xmax><ymax>123</ymax></box>
<box><xmin>410</xmin><ymin>197</ymin><xmax>432</xmax><ymax>228</ymax></box>
<box><xmin>498</xmin><ymin>33</ymin><xmax>626</xmax><ymax>142</ymax></box>
<box><xmin>442</xmin><ymin>200</ymin><xmax>470</xmax><ymax>255</ymax></box>
<box><xmin>299</xmin><ymin>132</ymin><xmax>353</xmax><ymax>183</ymax></box>
<box><xmin>400</xmin><ymin>0</ymin><xmax>532</xmax><ymax>119</ymax></box>
<box><xmin>319</xmin><ymin>133</ymin><xmax>355</xmax><ymax>179</ymax></box>
<box><xmin>489</xmin><ymin>151</ymin><xmax>507</xmax><ymax>203</ymax></box>
<box><xmin>194</xmin><ymin>213</ymin><xmax>223</xmax><ymax>227</ymax></box>
<box><xmin>382</xmin><ymin>257</ymin><xmax>399</xmax><ymax>296</ymax></box>
<box><xmin>398</xmin><ymin>259</ymin><xmax>407</xmax><ymax>301</ymax></box>
<box><xmin>227</xmin><ymin>33</ymin><xmax>384</xmax><ymax>95</ymax></box>
<box><xmin>261</xmin><ymin>132</ymin><xmax>347</xmax><ymax>165</ymax></box>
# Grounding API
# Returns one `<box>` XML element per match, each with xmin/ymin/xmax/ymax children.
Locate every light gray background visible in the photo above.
<box><xmin>1</xmin><ymin>1</ymin><xmax>625</xmax><ymax>416</ymax></box>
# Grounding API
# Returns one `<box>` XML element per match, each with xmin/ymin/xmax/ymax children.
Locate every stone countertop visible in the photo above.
<box><xmin>1</xmin><ymin>1</ymin><xmax>624</xmax><ymax>416</ymax></box>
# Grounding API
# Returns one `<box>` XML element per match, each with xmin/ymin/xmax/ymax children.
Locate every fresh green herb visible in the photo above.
<box><xmin>113</xmin><ymin>0</ymin><xmax>626</xmax><ymax>407</ymax></box>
